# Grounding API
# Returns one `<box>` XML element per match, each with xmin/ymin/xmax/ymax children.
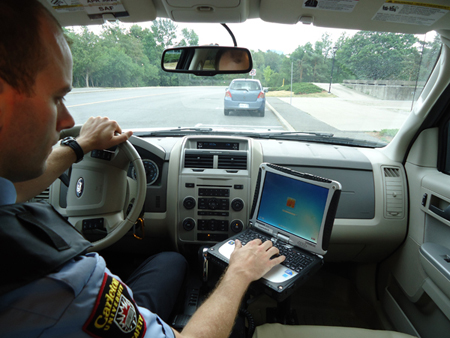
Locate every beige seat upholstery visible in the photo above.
<box><xmin>253</xmin><ymin>324</ymin><xmax>417</xmax><ymax>338</ymax></box>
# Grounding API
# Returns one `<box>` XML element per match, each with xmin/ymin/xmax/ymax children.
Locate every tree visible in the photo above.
<box><xmin>338</xmin><ymin>31</ymin><xmax>419</xmax><ymax>80</ymax></box>
<box><xmin>177</xmin><ymin>28</ymin><xmax>199</xmax><ymax>46</ymax></box>
<box><xmin>290</xmin><ymin>43</ymin><xmax>315</xmax><ymax>82</ymax></box>
<box><xmin>66</xmin><ymin>22</ymin><xmax>434</xmax><ymax>90</ymax></box>
<box><xmin>263</xmin><ymin>66</ymin><xmax>274</xmax><ymax>86</ymax></box>
<box><xmin>318</xmin><ymin>33</ymin><xmax>333</xmax><ymax>60</ymax></box>
<box><xmin>151</xmin><ymin>19</ymin><xmax>178</xmax><ymax>51</ymax></box>
<box><xmin>250</xmin><ymin>50</ymin><xmax>264</xmax><ymax>68</ymax></box>
<box><xmin>418</xmin><ymin>34</ymin><xmax>441</xmax><ymax>81</ymax></box>
<box><xmin>264</xmin><ymin>50</ymin><xmax>283</xmax><ymax>73</ymax></box>
<box><xmin>129</xmin><ymin>25</ymin><xmax>158</xmax><ymax>65</ymax></box>
<box><xmin>65</xmin><ymin>27</ymin><xmax>101</xmax><ymax>87</ymax></box>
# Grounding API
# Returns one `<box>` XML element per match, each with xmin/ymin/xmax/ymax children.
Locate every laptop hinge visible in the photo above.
<box><xmin>277</xmin><ymin>233</ymin><xmax>290</xmax><ymax>243</ymax></box>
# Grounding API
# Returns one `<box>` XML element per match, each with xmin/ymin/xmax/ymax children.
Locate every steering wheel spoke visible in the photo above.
<box><xmin>70</xmin><ymin>211</ymin><xmax>125</xmax><ymax>234</ymax></box>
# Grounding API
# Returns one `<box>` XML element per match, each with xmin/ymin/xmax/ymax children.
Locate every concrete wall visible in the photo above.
<box><xmin>343</xmin><ymin>80</ymin><xmax>425</xmax><ymax>101</ymax></box>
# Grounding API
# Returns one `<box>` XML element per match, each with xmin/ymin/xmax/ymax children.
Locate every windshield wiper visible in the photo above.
<box><xmin>166</xmin><ymin>127</ymin><xmax>214</xmax><ymax>133</ymax></box>
<box><xmin>135</xmin><ymin>127</ymin><xmax>214</xmax><ymax>137</ymax></box>
<box><xmin>262</xmin><ymin>132</ymin><xmax>386</xmax><ymax>147</ymax></box>
<box><xmin>134</xmin><ymin>129</ymin><xmax>386</xmax><ymax>148</ymax></box>
<box><xmin>255</xmin><ymin>131</ymin><xmax>334</xmax><ymax>139</ymax></box>
<box><xmin>269</xmin><ymin>131</ymin><xmax>335</xmax><ymax>138</ymax></box>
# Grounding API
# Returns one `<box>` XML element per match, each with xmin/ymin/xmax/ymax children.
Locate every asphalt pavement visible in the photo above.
<box><xmin>266</xmin><ymin>97</ymin><xmax>338</xmax><ymax>133</ymax></box>
<box><xmin>67</xmin><ymin>85</ymin><xmax>412</xmax><ymax>142</ymax></box>
<box><xmin>276</xmin><ymin>83</ymin><xmax>411</xmax><ymax>132</ymax></box>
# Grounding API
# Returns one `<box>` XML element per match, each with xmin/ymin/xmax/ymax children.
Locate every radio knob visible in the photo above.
<box><xmin>231</xmin><ymin>198</ymin><xmax>244</xmax><ymax>212</ymax></box>
<box><xmin>183</xmin><ymin>197</ymin><xmax>196</xmax><ymax>210</ymax></box>
<box><xmin>182</xmin><ymin>218</ymin><xmax>196</xmax><ymax>231</ymax></box>
<box><xmin>230</xmin><ymin>220</ymin><xmax>244</xmax><ymax>233</ymax></box>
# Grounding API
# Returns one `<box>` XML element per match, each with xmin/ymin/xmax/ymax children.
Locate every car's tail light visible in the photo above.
<box><xmin>257</xmin><ymin>91</ymin><xmax>265</xmax><ymax>99</ymax></box>
<box><xmin>225</xmin><ymin>90</ymin><xmax>232</xmax><ymax>98</ymax></box>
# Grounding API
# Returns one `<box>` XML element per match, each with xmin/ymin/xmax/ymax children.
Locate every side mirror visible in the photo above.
<box><xmin>161</xmin><ymin>46</ymin><xmax>253</xmax><ymax>76</ymax></box>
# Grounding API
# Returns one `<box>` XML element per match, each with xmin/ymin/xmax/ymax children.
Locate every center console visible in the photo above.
<box><xmin>177</xmin><ymin>137</ymin><xmax>253</xmax><ymax>244</ymax></box>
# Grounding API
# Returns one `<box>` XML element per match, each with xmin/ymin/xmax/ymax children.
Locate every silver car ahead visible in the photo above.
<box><xmin>224</xmin><ymin>79</ymin><xmax>266</xmax><ymax>117</ymax></box>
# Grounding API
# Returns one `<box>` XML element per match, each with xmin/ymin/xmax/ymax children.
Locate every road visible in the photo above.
<box><xmin>66</xmin><ymin>87</ymin><xmax>285</xmax><ymax>131</ymax></box>
<box><xmin>66</xmin><ymin>86</ymin><xmax>411</xmax><ymax>141</ymax></box>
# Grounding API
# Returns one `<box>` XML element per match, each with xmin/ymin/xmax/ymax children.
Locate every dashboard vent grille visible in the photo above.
<box><xmin>383</xmin><ymin>166</ymin><xmax>404</xmax><ymax>218</ymax></box>
<box><xmin>218</xmin><ymin>154</ymin><xmax>247</xmax><ymax>170</ymax></box>
<box><xmin>384</xmin><ymin>167</ymin><xmax>400</xmax><ymax>178</ymax></box>
<box><xmin>185</xmin><ymin>153</ymin><xmax>214</xmax><ymax>169</ymax></box>
<box><xmin>31</xmin><ymin>187</ymin><xmax>50</xmax><ymax>202</ymax></box>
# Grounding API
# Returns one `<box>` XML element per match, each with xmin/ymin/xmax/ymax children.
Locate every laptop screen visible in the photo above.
<box><xmin>256</xmin><ymin>171</ymin><xmax>329</xmax><ymax>244</ymax></box>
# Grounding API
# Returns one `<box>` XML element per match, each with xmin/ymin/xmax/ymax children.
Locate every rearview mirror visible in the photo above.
<box><xmin>161</xmin><ymin>46</ymin><xmax>253</xmax><ymax>76</ymax></box>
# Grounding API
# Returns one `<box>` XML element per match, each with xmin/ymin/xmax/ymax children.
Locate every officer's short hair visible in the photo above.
<box><xmin>0</xmin><ymin>0</ymin><xmax>62</xmax><ymax>96</ymax></box>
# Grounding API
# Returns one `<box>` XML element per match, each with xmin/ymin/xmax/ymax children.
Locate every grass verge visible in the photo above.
<box><xmin>266</xmin><ymin>90</ymin><xmax>336</xmax><ymax>98</ymax></box>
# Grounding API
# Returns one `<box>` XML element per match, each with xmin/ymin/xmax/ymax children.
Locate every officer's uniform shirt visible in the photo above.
<box><xmin>0</xmin><ymin>178</ymin><xmax>174</xmax><ymax>338</ymax></box>
<box><xmin>0</xmin><ymin>177</ymin><xmax>16</xmax><ymax>205</ymax></box>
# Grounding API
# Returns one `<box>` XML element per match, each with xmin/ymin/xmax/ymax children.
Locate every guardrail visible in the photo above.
<box><xmin>343</xmin><ymin>80</ymin><xmax>426</xmax><ymax>100</ymax></box>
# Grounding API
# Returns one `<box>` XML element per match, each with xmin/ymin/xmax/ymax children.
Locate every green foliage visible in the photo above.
<box><xmin>67</xmin><ymin>21</ymin><xmax>172</xmax><ymax>87</ymax></box>
<box><xmin>272</xmin><ymin>83</ymin><xmax>323</xmax><ymax>94</ymax></box>
<box><xmin>379</xmin><ymin>129</ymin><xmax>399</xmax><ymax>137</ymax></box>
<box><xmin>263</xmin><ymin>66</ymin><xmax>274</xmax><ymax>86</ymax></box>
<box><xmin>151</xmin><ymin>18</ymin><xmax>177</xmax><ymax>51</ymax></box>
<box><xmin>66</xmin><ymin>23</ymin><xmax>441</xmax><ymax>90</ymax></box>
<box><xmin>177</xmin><ymin>28</ymin><xmax>199</xmax><ymax>47</ymax></box>
<box><xmin>338</xmin><ymin>31</ymin><xmax>420</xmax><ymax>80</ymax></box>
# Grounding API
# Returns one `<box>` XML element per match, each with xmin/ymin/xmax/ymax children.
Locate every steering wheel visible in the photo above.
<box><xmin>60</xmin><ymin>126</ymin><xmax>146</xmax><ymax>252</ymax></box>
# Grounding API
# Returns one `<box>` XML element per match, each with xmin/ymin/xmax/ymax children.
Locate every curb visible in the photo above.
<box><xmin>266</xmin><ymin>101</ymin><xmax>296</xmax><ymax>132</ymax></box>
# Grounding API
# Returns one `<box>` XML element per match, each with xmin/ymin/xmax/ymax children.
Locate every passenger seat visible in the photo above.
<box><xmin>253</xmin><ymin>324</ymin><xmax>416</xmax><ymax>338</ymax></box>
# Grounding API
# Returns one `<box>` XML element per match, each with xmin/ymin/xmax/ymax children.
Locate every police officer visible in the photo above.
<box><xmin>0</xmin><ymin>1</ymin><xmax>285</xmax><ymax>338</ymax></box>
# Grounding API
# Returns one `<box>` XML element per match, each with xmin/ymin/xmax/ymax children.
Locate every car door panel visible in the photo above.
<box><xmin>380</xmin><ymin>128</ymin><xmax>450</xmax><ymax>337</ymax></box>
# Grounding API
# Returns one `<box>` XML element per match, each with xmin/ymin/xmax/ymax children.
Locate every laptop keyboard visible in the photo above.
<box><xmin>236</xmin><ymin>229</ymin><xmax>315</xmax><ymax>273</ymax></box>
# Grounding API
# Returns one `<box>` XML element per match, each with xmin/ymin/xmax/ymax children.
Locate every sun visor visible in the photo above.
<box><xmin>259</xmin><ymin>0</ymin><xmax>450</xmax><ymax>34</ymax></box>
<box><xmin>162</xmin><ymin>0</ymin><xmax>250</xmax><ymax>23</ymax></box>
<box><xmin>40</xmin><ymin>0</ymin><xmax>157</xmax><ymax>26</ymax></box>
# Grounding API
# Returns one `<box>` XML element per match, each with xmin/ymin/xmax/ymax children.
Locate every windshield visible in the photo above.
<box><xmin>230</xmin><ymin>81</ymin><xmax>262</xmax><ymax>91</ymax></box>
<box><xmin>64</xmin><ymin>20</ymin><xmax>441</xmax><ymax>147</ymax></box>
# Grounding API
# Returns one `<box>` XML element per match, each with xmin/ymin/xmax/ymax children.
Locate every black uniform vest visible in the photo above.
<box><xmin>0</xmin><ymin>201</ymin><xmax>92</xmax><ymax>296</ymax></box>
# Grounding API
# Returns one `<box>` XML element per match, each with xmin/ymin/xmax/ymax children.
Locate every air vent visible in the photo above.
<box><xmin>383</xmin><ymin>166</ymin><xmax>404</xmax><ymax>218</ymax></box>
<box><xmin>31</xmin><ymin>187</ymin><xmax>50</xmax><ymax>202</ymax></box>
<box><xmin>185</xmin><ymin>153</ymin><xmax>214</xmax><ymax>169</ymax></box>
<box><xmin>384</xmin><ymin>167</ymin><xmax>400</xmax><ymax>178</ymax></box>
<box><xmin>218</xmin><ymin>154</ymin><xmax>247</xmax><ymax>170</ymax></box>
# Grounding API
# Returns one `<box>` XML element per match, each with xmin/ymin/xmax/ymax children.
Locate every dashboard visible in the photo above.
<box><xmin>125</xmin><ymin>135</ymin><xmax>409</xmax><ymax>262</ymax></box>
<box><xmin>176</xmin><ymin>137</ymin><xmax>254</xmax><ymax>243</ymax></box>
<box><xmin>48</xmin><ymin>134</ymin><xmax>408</xmax><ymax>262</ymax></box>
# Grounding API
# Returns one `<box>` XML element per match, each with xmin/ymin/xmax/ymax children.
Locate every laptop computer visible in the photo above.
<box><xmin>208</xmin><ymin>163</ymin><xmax>342</xmax><ymax>301</ymax></box>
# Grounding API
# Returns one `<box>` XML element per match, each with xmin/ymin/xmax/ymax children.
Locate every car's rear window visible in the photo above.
<box><xmin>230</xmin><ymin>81</ymin><xmax>261</xmax><ymax>91</ymax></box>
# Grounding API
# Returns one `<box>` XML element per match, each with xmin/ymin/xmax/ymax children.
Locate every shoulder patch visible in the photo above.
<box><xmin>83</xmin><ymin>273</ymin><xmax>147</xmax><ymax>338</ymax></box>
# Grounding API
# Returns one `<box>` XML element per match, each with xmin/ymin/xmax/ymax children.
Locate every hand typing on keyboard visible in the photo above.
<box><xmin>236</xmin><ymin>230</ymin><xmax>314</xmax><ymax>273</ymax></box>
<box><xmin>227</xmin><ymin>238</ymin><xmax>286</xmax><ymax>285</ymax></box>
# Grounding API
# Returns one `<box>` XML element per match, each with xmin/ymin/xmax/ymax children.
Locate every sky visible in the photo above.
<box><xmin>84</xmin><ymin>18</ymin><xmax>357</xmax><ymax>55</ymax></box>
<box><xmin>82</xmin><ymin>18</ymin><xmax>435</xmax><ymax>55</ymax></box>
<box><xmin>144</xmin><ymin>19</ymin><xmax>355</xmax><ymax>54</ymax></box>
